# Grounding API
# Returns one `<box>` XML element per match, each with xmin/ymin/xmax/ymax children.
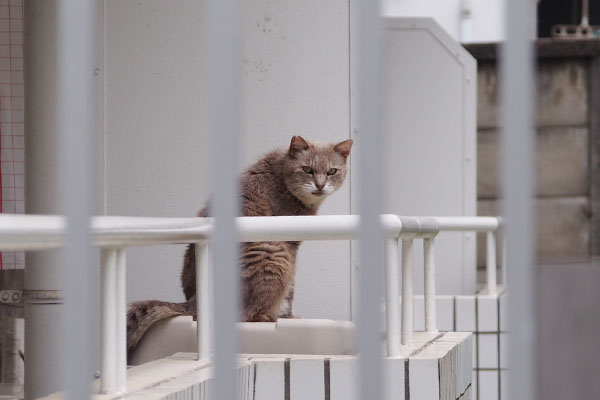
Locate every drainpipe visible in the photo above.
<box><xmin>24</xmin><ymin>1</ymin><xmax>65</xmax><ymax>398</ymax></box>
<box><xmin>24</xmin><ymin>2</ymin><xmax>104</xmax><ymax>398</ymax></box>
<box><xmin>459</xmin><ymin>0</ymin><xmax>473</xmax><ymax>43</ymax></box>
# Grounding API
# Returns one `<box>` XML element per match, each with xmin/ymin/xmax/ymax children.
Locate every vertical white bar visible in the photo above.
<box><xmin>100</xmin><ymin>249</ymin><xmax>117</xmax><ymax>394</ymax></box>
<box><xmin>486</xmin><ymin>231</ymin><xmax>497</xmax><ymax>295</ymax></box>
<box><xmin>356</xmin><ymin>0</ymin><xmax>384</xmax><ymax>397</ymax></box>
<box><xmin>205</xmin><ymin>0</ymin><xmax>240</xmax><ymax>398</ymax></box>
<box><xmin>501</xmin><ymin>228</ymin><xmax>508</xmax><ymax>285</ymax></box>
<box><xmin>57</xmin><ymin>0</ymin><xmax>98</xmax><ymax>398</ymax></box>
<box><xmin>116</xmin><ymin>248</ymin><xmax>127</xmax><ymax>392</ymax></box>
<box><xmin>423</xmin><ymin>237</ymin><xmax>436</xmax><ymax>332</ymax></box>
<box><xmin>502</xmin><ymin>1</ymin><xmax>537</xmax><ymax>400</ymax></box>
<box><xmin>384</xmin><ymin>239</ymin><xmax>401</xmax><ymax>356</ymax></box>
<box><xmin>401</xmin><ymin>239</ymin><xmax>414</xmax><ymax>345</ymax></box>
<box><xmin>196</xmin><ymin>242</ymin><xmax>212</xmax><ymax>360</ymax></box>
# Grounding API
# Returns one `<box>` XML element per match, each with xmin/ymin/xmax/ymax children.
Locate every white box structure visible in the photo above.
<box><xmin>352</xmin><ymin>17</ymin><xmax>478</xmax><ymax>302</ymax></box>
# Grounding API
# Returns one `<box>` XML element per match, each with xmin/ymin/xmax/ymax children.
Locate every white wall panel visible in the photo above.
<box><xmin>105</xmin><ymin>0</ymin><xmax>351</xmax><ymax>319</ymax></box>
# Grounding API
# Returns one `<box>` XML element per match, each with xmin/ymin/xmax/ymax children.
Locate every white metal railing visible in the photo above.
<box><xmin>0</xmin><ymin>213</ymin><xmax>504</xmax><ymax>395</ymax></box>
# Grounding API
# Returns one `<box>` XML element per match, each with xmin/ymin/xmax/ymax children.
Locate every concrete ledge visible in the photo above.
<box><xmin>131</xmin><ymin>318</ymin><xmax>357</xmax><ymax>366</ymax></box>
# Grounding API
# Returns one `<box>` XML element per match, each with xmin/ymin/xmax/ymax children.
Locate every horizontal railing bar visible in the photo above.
<box><xmin>434</xmin><ymin>216</ymin><xmax>502</xmax><ymax>232</ymax></box>
<box><xmin>0</xmin><ymin>215</ymin><xmax>214</xmax><ymax>250</ymax></box>
<box><xmin>0</xmin><ymin>213</ymin><xmax>503</xmax><ymax>251</ymax></box>
<box><xmin>237</xmin><ymin>214</ymin><xmax>403</xmax><ymax>241</ymax></box>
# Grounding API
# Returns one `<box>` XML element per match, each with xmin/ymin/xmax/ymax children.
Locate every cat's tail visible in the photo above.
<box><xmin>126</xmin><ymin>298</ymin><xmax>196</xmax><ymax>357</ymax></box>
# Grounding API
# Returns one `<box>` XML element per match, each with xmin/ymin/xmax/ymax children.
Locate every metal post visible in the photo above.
<box><xmin>384</xmin><ymin>239</ymin><xmax>401</xmax><ymax>356</ymax></box>
<box><xmin>423</xmin><ymin>237</ymin><xmax>437</xmax><ymax>332</ymax></box>
<box><xmin>486</xmin><ymin>231</ymin><xmax>498</xmax><ymax>294</ymax></box>
<box><xmin>196</xmin><ymin>242</ymin><xmax>212</xmax><ymax>359</ymax></box>
<box><xmin>100</xmin><ymin>249</ymin><xmax>117</xmax><ymax>394</ymax></box>
<box><xmin>502</xmin><ymin>0</ymin><xmax>537</xmax><ymax>399</ymax></box>
<box><xmin>116</xmin><ymin>249</ymin><xmax>127</xmax><ymax>392</ymax></box>
<box><xmin>57</xmin><ymin>0</ymin><xmax>98</xmax><ymax>398</ymax></box>
<box><xmin>205</xmin><ymin>0</ymin><xmax>241</xmax><ymax>398</ymax></box>
<box><xmin>356</xmin><ymin>0</ymin><xmax>384</xmax><ymax>397</ymax></box>
<box><xmin>24</xmin><ymin>1</ymin><xmax>66</xmax><ymax>397</ymax></box>
<box><xmin>401</xmin><ymin>239</ymin><xmax>414</xmax><ymax>344</ymax></box>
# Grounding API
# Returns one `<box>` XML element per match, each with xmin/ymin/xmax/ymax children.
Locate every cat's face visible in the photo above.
<box><xmin>283</xmin><ymin>136</ymin><xmax>353</xmax><ymax>208</ymax></box>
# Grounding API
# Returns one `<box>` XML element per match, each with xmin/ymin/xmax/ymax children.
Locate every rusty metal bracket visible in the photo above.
<box><xmin>0</xmin><ymin>290</ymin><xmax>22</xmax><ymax>304</ymax></box>
<box><xmin>21</xmin><ymin>290</ymin><xmax>63</xmax><ymax>304</ymax></box>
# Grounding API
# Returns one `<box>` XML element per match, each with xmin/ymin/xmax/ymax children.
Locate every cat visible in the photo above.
<box><xmin>126</xmin><ymin>135</ymin><xmax>353</xmax><ymax>355</ymax></box>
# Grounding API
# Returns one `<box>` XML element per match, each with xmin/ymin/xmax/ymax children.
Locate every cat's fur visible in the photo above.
<box><xmin>126</xmin><ymin>136</ymin><xmax>352</xmax><ymax>355</ymax></box>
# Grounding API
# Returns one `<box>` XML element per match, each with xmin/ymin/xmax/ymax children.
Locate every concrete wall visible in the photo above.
<box><xmin>466</xmin><ymin>40</ymin><xmax>599</xmax><ymax>264</ymax></box>
<box><xmin>104</xmin><ymin>0</ymin><xmax>352</xmax><ymax>320</ymax></box>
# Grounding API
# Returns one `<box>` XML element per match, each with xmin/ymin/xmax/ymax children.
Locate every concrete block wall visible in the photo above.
<box><xmin>465</xmin><ymin>39</ymin><xmax>600</xmax><ymax>264</ymax></box>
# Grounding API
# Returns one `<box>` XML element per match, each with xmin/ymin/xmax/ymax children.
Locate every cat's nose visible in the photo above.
<box><xmin>315</xmin><ymin>182</ymin><xmax>325</xmax><ymax>191</ymax></box>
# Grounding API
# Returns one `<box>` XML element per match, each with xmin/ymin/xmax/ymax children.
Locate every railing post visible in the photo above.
<box><xmin>486</xmin><ymin>231</ymin><xmax>497</xmax><ymax>295</ymax></box>
<box><xmin>196</xmin><ymin>242</ymin><xmax>212</xmax><ymax>360</ymax></box>
<box><xmin>384</xmin><ymin>239</ymin><xmax>401</xmax><ymax>356</ymax></box>
<box><xmin>500</xmin><ymin>225</ymin><xmax>508</xmax><ymax>285</ymax></box>
<box><xmin>116</xmin><ymin>248</ymin><xmax>127</xmax><ymax>393</ymax></box>
<box><xmin>401</xmin><ymin>239</ymin><xmax>414</xmax><ymax>345</ymax></box>
<box><xmin>423</xmin><ymin>237</ymin><xmax>437</xmax><ymax>332</ymax></box>
<box><xmin>100</xmin><ymin>249</ymin><xmax>117</xmax><ymax>394</ymax></box>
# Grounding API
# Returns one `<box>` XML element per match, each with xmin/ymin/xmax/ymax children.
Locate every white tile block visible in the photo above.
<box><xmin>436</xmin><ymin>295</ymin><xmax>455</xmax><ymax>331</ymax></box>
<box><xmin>477</xmin><ymin>295</ymin><xmax>499</xmax><ymax>332</ymax></box>
<box><xmin>500</xmin><ymin>333</ymin><xmax>508</xmax><ymax>369</ymax></box>
<box><xmin>472</xmin><ymin>370</ymin><xmax>478</xmax><ymax>400</ymax></box>
<box><xmin>384</xmin><ymin>358</ymin><xmax>405</xmax><ymax>400</ymax></box>
<box><xmin>330</xmin><ymin>357</ymin><xmax>358</xmax><ymax>400</ymax></box>
<box><xmin>500</xmin><ymin>370</ymin><xmax>508</xmax><ymax>400</ymax></box>
<box><xmin>290</xmin><ymin>359</ymin><xmax>324</xmax><ymax>400</ymax></box>
<box><xmin>410</xmin><ymin>358</ymin><xmax>439</xmax><ymax>400</ymax></box>
<box><xmin>456</xmin><ymin>295</ymin><xmax>476</xmax><ymax>332</ymax></box>
<box><xmin>472</xmin><ymin>336</ymin><xmax>478</xmax><ymax>368</ymax></box>
<box><xmin>478</xmin><ymin>370</ymin><xmax>499</xmax><ymax>400</ymax></box>
<box><xmin>414</xmin><ymin>295</ymin><xmax>425</xmax><ymax>331</ymax></box>
<box><xmin>462</xmin><ymin>334</ymin><xmax>474</xmax><ymax>391</ymax></box>
<box><xmin>253</xmin><ymin>359</ymin><xmax>285</xmax><ymax>400</ymax></box>
<box><xmin>499</xmin><ymin>292</ymin><xmax>509</xmax><ymax>331</ymax></box>
<box><xmin>478</xmin><ymin>334</ymin><xmax>499</xmax><ymax>369</ymax></box>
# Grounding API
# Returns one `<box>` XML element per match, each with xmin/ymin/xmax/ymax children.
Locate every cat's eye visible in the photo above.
<box><xmin>302</xmin><ymin>166</ymin><xmax>314</xmax><ymax>174</ymax></box>
<box><xmin>327</xmin><ymin>168</ymin><xmax>337</xmax><ymax>176</ymax></box>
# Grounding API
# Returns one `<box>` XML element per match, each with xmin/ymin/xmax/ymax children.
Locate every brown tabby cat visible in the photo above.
<box><xmin>126</xmin><ymin>136</ymin><xmax>352</xmax><ymax>354</ymax></box>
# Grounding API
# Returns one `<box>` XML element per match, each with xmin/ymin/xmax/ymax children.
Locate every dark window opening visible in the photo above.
<box><xmin>538</xmin><ymin>0</ymin><xmax>600</xmax><ymax>38</ymax></box>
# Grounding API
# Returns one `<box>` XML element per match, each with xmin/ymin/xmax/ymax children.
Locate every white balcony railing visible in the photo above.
<box><xmin>0</xmin><ymin>213</ymin><xmax>503</xmax><ymax>395</ymax></box>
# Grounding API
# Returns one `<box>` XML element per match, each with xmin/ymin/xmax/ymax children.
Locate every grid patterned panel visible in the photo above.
<box><xmin>0</xmin><ymin>0</ymin><xmax>24</xmax><ymax>269</ymax></box>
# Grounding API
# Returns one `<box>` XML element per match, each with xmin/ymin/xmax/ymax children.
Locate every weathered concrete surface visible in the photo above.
<box><xmin>478</xmin><ymin>197</ymin><xmax>590</xmax><ymax>264</ymax></box>
<box><xmin>537</xmin><ymin>262</ymin><xmax>600</xmax><ymax>400</ymax></box>
<box><xmin>477</xmin><ymin>61</ymin><xmax>588</xmax><ymax>129</ymax></box>
<box><xmin>478</xmin><ymin>126</ymin><xmax>589</xmax><ymax>199</ymax></box>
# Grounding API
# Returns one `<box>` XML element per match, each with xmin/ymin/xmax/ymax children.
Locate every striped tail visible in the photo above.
<box><xmin>126</xmin><ymin>297</ymin><xmax>196</xmax><ymax>358</ymax></box>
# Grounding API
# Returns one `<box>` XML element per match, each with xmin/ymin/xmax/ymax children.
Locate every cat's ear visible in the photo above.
<box><xmin>334</xmin><ymin>139</ymin><xmax>353</xmax><ymax>160</ymax></box>
<box><xmin>289</xmin><ymin>135</ymin><xmax>310</xmax><ymax>158</ymax></box>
